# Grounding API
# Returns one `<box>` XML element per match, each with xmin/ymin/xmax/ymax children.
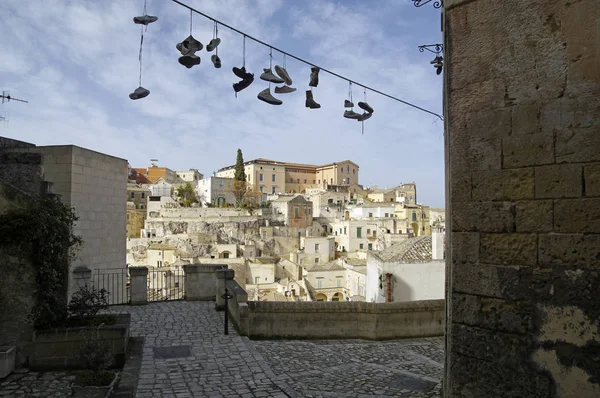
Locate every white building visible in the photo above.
<box><xmin>330</xmin><ymin>220</ymin><xmax>380</xmax><ymax>252</ymax></box>
<box><xmin>196</xmin><ymin>176</ymin><xmax>235</xmax><ymax>207</ymax></box>
<box><xmin>176</xmin><ymin>169</ymin><xmax>203</xmax><ymax>183</ymax></box>
<box><xmin>347</xmin><ymin>203</ymin><xmax>396</xmax><ymax>220</ymax></box>
<box><xmin>366</xmin><ymin>228</ymin><xmax>445</xmax><ymax>303</ymax></box>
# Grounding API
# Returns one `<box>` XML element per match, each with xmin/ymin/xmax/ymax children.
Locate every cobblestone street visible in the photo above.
<box><xmin>1</xmin><ymin>301</ymin><xmax>443</xmax><ymax>397</ymax></box>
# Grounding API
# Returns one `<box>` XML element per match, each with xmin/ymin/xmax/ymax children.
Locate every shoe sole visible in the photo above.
<box><xmin>274</xmin><ymin>66</ymin><xmax>292</xmax><ymax>86</ymax></box>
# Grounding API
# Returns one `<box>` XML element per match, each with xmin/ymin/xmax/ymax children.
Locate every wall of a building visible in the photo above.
<box><xmin>384</xmin><ymin>261</ymin><xmax>445</xmax><ymax>303</ymax></box>
<box><xmin>445</xmin><ymin>0</ymin><xmax>600</xmax><ymax>396</ymax></box>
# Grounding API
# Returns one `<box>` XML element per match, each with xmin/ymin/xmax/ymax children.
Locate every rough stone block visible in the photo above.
<box><xmin>449</xmin><ymin>353</ymin><xmax>553</xmax><ymax>398</ymax></box>
<box><xmin>535</xmin><ymin>164</ymin><xmax>583</xmax><ymax>199</ymax></box>
<box><xmin>452</xmin><ymin>293</ymin><xmax>533</xmax><ymax>335</ymax></box>
<box><xmin>452</xmin><ymin>201</ymin><xmax>513</xmax><ymax>233</ymax></box>
<box><xmin>480</xmin><ymin>233</ymin><xmax>538</xmax><ymax>266</ymax></box>
<box><xmin>515</xmin><ymin>200</ymin><xmax>553</xmax><ymax>232</ymax></box>
<box><xmin>502</xmin><ymin>133</ymin><xmax>554</xmax><ymax>168</ymax></box>
<box><xmin>451</xmin><ymin>138</ymin><xmax>502</xmax><ymax>171</ymax></box>
<box><xmin>511</xmin><ymin>103</ymin><xmax>540</xmax><ymax>135</ymax></box>
<box><xmin>555</xmin><ymin>128</ymin><xmax>600</xmax><ymax>163</ymax></box>
<box><xmin>466</xmin><ymin>108</ymin><xmax>512</xmax><ymax>142</ymax></box>
<box><xmin>539</xmin><ymin>233</ymin><xmax>600</xmax><ymax>268</ymax></box>
<box><xmin>450</xmin><ymin>170</ymin><xmax>471</xmax><ymax>203</ymax></box>
<box><xmin>451</xmin><ymin>232</ymin><xmax>480</xmax><ymax>265</ymax></box>
<box><xmin>584</xmin><ymin>163</ymin><xmax>600</xmax><ymax>197</ymax></box>
<box><xmin>472</xmin><ymin>169</ymin><xmax>534</xmax><ymax>201</ymax></box>
<box><xmin>451</xmin><ymin>323</ymin><xmax>532</xmax><ymax>368</ymax></box>
<box><xmin>554</xmin><ymin>198</ymin><xmax>600</xmax><ymax>233</ymax></box>
<box><xmin>452</xmin><ymin>262</ymin><xmax>532</xmax><ymax>301</ymax></box>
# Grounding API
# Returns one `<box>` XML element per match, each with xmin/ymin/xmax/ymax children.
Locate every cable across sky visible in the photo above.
<box><xmin>170</xmin><ymin>0</ymin><xmax>444</xmax><ymax>121</ymax></box>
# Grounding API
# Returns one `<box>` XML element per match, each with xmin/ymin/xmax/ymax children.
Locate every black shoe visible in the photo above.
<box><xmin>179</xmin><ymin>54</ymin><xmax>200</xmax><ymax>69</ymax></box>
<box><xmin>233</xmin><ymin>66</ymin><xmax>252</xmax><ymax>80</ymax></box>
<box><xmin>309</xmin><ymin>67</ymin><xmax>320</xmax><ymax>87</ymax></box>
<box><xmin>233</xmin><ymin>76</ymin><xmax>254</xmax><ymax>93</ymax></box>
<box><xmin>358</xmin><ymin>101</ymin><xmax>374</xmax><ymax>113</ymax></box>
<box><xmin>305</xmin><ymin>90</ymin><xmax>321</xmax><ymax>109</ymax></box>
<box><xmin>211</xmin><ymin>54</ymin><xmax>222</xmax><ymax>68</ymax></box>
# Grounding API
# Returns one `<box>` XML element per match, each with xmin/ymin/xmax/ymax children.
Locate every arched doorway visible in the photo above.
<box><xmin>216</xmin><ymin>197</ymin><xmax>225</xmax><ymax>207</ymax></box>
<box><xmin>220</xmin><ymin>251</ymin><xmax>231</xmax><ymax>259</ymax></box>
<box><xmin>331</xmin><ymin>292</ymin><xmax>344</xmax><ymax>301</ymax></box>
<box><xmin>314</xmin><ymin>293</ymin><xmax>327</xmax><ymax>302</ymax></box>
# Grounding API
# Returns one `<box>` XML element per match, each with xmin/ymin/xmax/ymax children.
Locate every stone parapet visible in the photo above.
<box><xmin>183</xmin><ymin>264</ymin><xmax>227</xmax><ymax>302</ymax></box>
<box><xmin>129</xmin><ymin>267</ymin><xmax>148</xmax><ymax>305</ymax></box>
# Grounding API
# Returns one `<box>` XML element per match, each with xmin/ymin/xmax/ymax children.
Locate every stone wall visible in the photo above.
<box><xmin>445</xmin><ymin>0</ymin><xmax>600</xmax><ymax>396</ymax></box>
<box><xmin>240</xmin><ymin>300</ymin><xmax>444</xmax><ymax>340</ymax></box>
<box><xmin>14</xmin><ymin>145</ymin><xmax>128</xmax><ymax>297</ymax></box>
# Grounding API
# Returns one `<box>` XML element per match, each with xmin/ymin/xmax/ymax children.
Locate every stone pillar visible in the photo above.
<box><xmin>445</xmin><ymin>0</ymin><xmax>600</xmax><ymax>396</ymax></box>
<box><xmin>72</xmin><ymin>266</ymin><xmax>92</xmax><ymax>290</ymax></box>
<box><xmin>184</xmin><ymin>264</ymin><xmax>223</xmax><ymax>301</ymax></box>
<box><xmin>215</xmin><ymin>268</ymin><xmax>235</xmax><ymax>311</ymax></box>
<box><xmin>129</xmin><ymin>267</ymin><xmax>148</xmax><ymax>305</ymax></box>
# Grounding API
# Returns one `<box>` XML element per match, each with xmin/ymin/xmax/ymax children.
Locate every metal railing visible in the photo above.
<box><xmin>94</xmin><ymin>268</ymin><xmax>130</xmax><ymax>305</ymax></box>
<box><xmin>147</xmin><ymin>267</ymin><xmax>185</xmax><ymax>302</ymax></box>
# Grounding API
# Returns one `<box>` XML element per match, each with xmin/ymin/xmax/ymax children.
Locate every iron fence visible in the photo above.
<box><xmin>93</xmin><ymin>268</ymin><xmax>130</xmax><ymax>305</ymax></box>
<box><xmin>147</xmin><ymin>267</ymin><xmax>185</xmax><ymax>302</ymax></box>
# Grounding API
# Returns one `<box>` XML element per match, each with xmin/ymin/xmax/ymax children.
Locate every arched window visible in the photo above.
<box><xmin>412</xmin><ymin>212</ymin><xmax>417</xmax><ymax>221</ymax></box>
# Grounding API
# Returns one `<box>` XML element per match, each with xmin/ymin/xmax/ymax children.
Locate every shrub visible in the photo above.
<box><xmin>68</xmin><ymin>285</ymin><xmax>109</xmax><ymax>322</ymax></box>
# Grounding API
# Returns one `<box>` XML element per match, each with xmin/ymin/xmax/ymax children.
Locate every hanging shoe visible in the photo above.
<box><xmin>233</xmin><ymin>75</ymin><xmax>254</xmax><ymax>93</ymax></box>
<box><xmin>233</xmin><ymin>66</ymin><xmax>253</xmax><ymax>80</ymax></box>
<box><xmin>305</xmin><ymin>90</ymin><xmax>321</xmax><ymax>109</ymax></box>
<box><xmin>357</xmin><ymin>112</ymin><xmax>373</xmax><ymax>122</ymax></box>
<box><xmin>343</xmin><ymin>110</ymin><xmax>362</xmax><ymax>119</ymax></box>
<box><xmin>179</xmin><ymin>54</ymin><xmax>201</xmax><ymax>68</ymax></box>
<box><xmin>178</xmin><ymin>35</ymin><xmax>202</xmax><ymax>54</ymax></box>
<box><xmin>129</xmin><ymin>86</ymin><xmax>150</xmax><ymax>100</ymax></box>
<box><xmin>358</xmin><ymin>101</ymin><xmax>374</xmax><ymax>113</ymax></box>
<box><xmin>206</xmin><ymin>38</ymin><xmax>221</xmax><ymax>52</ymax></box>
<box><xmin>436</xmin><ymin>65</ymin><xmax>443</xmax><ymax>75</ymax></box>
<box><xmin>260</xmin><ymin>68</ymin><xmax>285</xmax><ymax>84</ymax></box>
<box><xmin>274</xmin><ymin>85</ymin><xmax>296</xmax><ymax>94</ymax></box>
<box><xmin>274</xmin><ymin>65</ymin><xmax>292</xmax><ymax>86</ymax></box>
<box><xmin>309</xmin><ymin>67</ymin><xmax>320</xmax><ymax>87</ymax></box>
<box><xmin>211</xmin><ymin>54</ymin><xmax>222</xmax><ymax>68</ymax></box>
<box><xmin>258</xmin><ymin>88</ymin><xmax>283</xmax><ymax>105</ymax></box>
<box><xmin>133</xmin><ymin>15</ymin><xmax>158</xmax><ymax>25</ymax></box>
<box><xmin>344</xmin><ymin>100</ymin><xmax>354</xmax><ymax>108</ymax></box>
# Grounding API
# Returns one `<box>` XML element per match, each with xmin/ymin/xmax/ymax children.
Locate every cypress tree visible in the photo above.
<box><xmin>234</xmin><ymin>149</ymin><xmax>246</xmax><ymax>182</ymax></box>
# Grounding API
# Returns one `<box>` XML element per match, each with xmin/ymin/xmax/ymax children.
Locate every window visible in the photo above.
<box><xmin>346</xmin><ymin>165</ymin><xmax>349</xmax><ymax>173</ymax></box>
<box><xmin>367</xmin><ymin>229</ymin><xmax>371</xmax><ymax>234</ymax></box>
<box><xmin>223</xmin><ymin>252</ymin><xmax>230</xmax><ymax>259</ymax></box>
<box><xmin>130</xmin><ymin>192</ymin><xmax>135</xmax><ymax>198</ymax></box>
<box><xmin>272</xmin><ymin>186</ymin><xmax>276</xmax><ymax>194</ymax></box>
<box><xmin>317</xmin><ymin>278</ymin><xmax>324</xmax><ymax>288</ymax></box>
<box><xmin>385</xmin><ymin>213</ymin><xmax>389</xmax><ymax>217</ymax></box>
<box><xmin>412</xmin><ymin>212</ymin><xmax>417</xmax><ymax>221</ymax></box>
<box><xmin>141</xmin><ymin>192</ymin><xmax>145</xmax><ymax>198</ymax></box>
<box><xmin>290</xmin><ymin>178</ymin><xmax>294</xmax><ymax>183</ymax></box>
<box><xmin>359</xmin><ymin>243</ymin><xmax>364</xmax><ymax>249</ymax></box>
<box><xmin>255</xmin><ymin>277</ymin><xmax>260</xmax><ymax>284</ymax></box>
<box><xmin>259</xmin><ymin>186</ymin><xmax>264</xmax><ymax>192</ymax></box>
<box><xmin>336</xmin><ymin>277</ymin><xmax>343</xmax><ymax>287</ymax></box>
<box><xmin>373</xmin><ymin>230</ymin><xmax>377</xmax><ymax>237</ymax></box>
<box><xmin>357</xmin><ymin>227</ymin><xmax>362</xmax><ymax>238</ymax></box>
<box><xmin>369</xmin><ymin>212</ymin><xmax>373</xmax><ymax>218</ymax></box>
<box><xmin>259</xmin><ymin>173</ymin><xmax>264</xmax><ymax>181</ymax></box>
<box><xmin>330</xmin><ymin>178</ymin><xmax>333</xmax><ymax>184</ymax></box>
<box><xmin>368</xmin><ymin>243</ymin><xmax>373</xmax><ymax>250</ymax></box>
<box><xmin>297</xmin><ymin>179</ymin><xmax>300</xmax><ymax>183</ymax></box>
<box><xmin>272</xmin><ymin>174</ymin><xmax>276</xmax><ymax>182</ymax></box>
<box><xmin>318</xmin><ymin>180</ymin><xmax>321</xmax><ymax>184</ymax></box>
<box><xmin>304</xmin><ymin>179</ymin><xmax>307</xmax><ymax>183</ymax></box>
<box><xmin>313</xmin><ymin>180</ymin><xmax>316</xmax><ymax>184</ymax></box>
<box><xmin>344</xmin><ymin>227</ymin><xmax>347</xmax><ymax>235</ymax></box>
<box><xmin>353</xmin><ymin>168</ymin><xmax>355</xmax><ymax>174</ymax></box>
<box><xmin>315</xmin><ymin>243</ymin><xmax>320</xmax><ymax>253</ymax></box>
<box><xmin>315</xmin><ymin>258</ymin><xmax>319</xmax><ymax>264</ymax></box>
<box><xmin>294</xmin><ymin>207</ymin><xmax>299</xmax><ymax>218</ymax></box>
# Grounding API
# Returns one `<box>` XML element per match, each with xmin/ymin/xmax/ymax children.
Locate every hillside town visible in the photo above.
<box><xmin>126</xmin><ymin>151</ymin><xmax>446</xmax><ymax>303</ymax></box>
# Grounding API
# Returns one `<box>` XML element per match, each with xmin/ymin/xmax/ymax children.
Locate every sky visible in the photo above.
<box><xmin>0</xmin><ymin>0</ymin><xmax>445</xmax><ymax>207</ymax></box>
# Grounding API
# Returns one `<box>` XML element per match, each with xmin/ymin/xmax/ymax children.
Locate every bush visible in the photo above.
<box><xmin>68</xmin><ymin>285</ymin><xmax>109</xmax><ymax>322</ymax></box>
<box><xmin>75</xmin><ymin>370</ymin><xmax>115</xmax><ymax>387</ymax></box>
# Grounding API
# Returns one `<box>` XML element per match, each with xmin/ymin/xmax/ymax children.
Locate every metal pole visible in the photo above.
<box><xmin>222</xmin><ymin>288</ymin><xmax>233</xmax><ymax>335</ymax></box>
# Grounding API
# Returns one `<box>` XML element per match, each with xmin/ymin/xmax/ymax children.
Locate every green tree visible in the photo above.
<box><xmin>176</xmin><ymin>182</ymin><xmax>198</xmax><ymax>207</ymax></box>
<box><xmin>234</xmin><ymin>149</ymin><xmax>246</xmax><ymax>182</ymax></box>
<box><xmin>232</xmin><ymin>149</ymin><xmax>248</xmax><ymax>207</ymax></box>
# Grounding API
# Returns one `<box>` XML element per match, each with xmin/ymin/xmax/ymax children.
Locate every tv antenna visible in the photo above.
<box><xmin>1</xmin><ymin>91</ymin><xmax>28</xmax><ymax>104</ymax></box>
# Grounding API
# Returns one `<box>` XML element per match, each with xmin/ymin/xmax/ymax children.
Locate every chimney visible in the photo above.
<box><xmin>432</xmin><ymin>226</ymin><xmax>445</xmax><ymax>260</ymax></box>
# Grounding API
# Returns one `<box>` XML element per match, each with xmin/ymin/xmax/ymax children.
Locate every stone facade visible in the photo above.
<box><xmin>445</xmin><ymin>0</ymin><xmax>600</xmax><ymax>396</ymax></box>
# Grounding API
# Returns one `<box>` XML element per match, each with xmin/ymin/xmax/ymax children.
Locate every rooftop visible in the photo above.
<box><xmin>372</xmin><ymin>235</ymin><xmax>434</xmax><ymax>263</ymax></box>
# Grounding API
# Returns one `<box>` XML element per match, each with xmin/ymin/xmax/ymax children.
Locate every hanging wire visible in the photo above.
<box><xmin>139</xmin><ymin>27</ymin><xmax>144</xmax><ymax>86</ymax></box>
<box><xmin>348</xmin><ymin>82</ymin><xmax>353</xmax><ymax>103</ymax></box>
<box><xmin>189</xmin><ymin>9</ymin><xmax>192</xmax><ymax>36</ymax></box>
<box><xmin>242</xmin><ymin>35</ymin><xmax>246</xmax><ymax>68</ymax></box>
<box><xmin>170</xmin><ymin>0</ymin><xmax>444</xmax><ymax>121</ymax></box>
<box><xmin>214</xmin><ymin>22</ymin><xmax>219</xmax><ymax>56</ymax></box>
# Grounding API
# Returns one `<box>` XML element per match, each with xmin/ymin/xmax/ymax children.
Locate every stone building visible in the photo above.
<box><xmin>271</xmin><ymin>195</ymin><xmax>313</xmax><ymax>228</ymax></box>
<box><xmin>444</xmin><ymin>0</ymin><xmax>599</xmax><ymax>395</ymax></box>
